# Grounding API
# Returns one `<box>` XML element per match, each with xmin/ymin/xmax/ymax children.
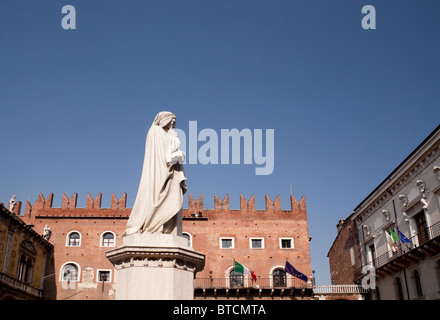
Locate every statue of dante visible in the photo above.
<box><xmin>125</xmin><ymin>111</ymin><xmax>187</xmax><ymax>236</ymax></box>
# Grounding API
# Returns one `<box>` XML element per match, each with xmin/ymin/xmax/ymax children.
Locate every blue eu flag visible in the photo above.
<box><xmin>285</xmin><ymin>260</ymin><xmax>308</xmax><ymax>282</ymax></box>
<box><xmin>398</xmin><ymin>230</ymin><xmax>412</xmax><ymax>244</ymax></box>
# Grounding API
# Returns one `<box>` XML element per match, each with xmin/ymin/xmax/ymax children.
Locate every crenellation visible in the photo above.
<box><xmin>31</xmin><ymin>192</ymin><xmax>54</xmax><ymax>211</ymax></box>
<box><xmin>62</xmin><ymin>193</ymin><xmax>78</xmax><ymax>209</ymax></box>
<box><xmin>274</xmin><ymin>194</ymin><xmax>281</xmax><ymax>211</ymax></box>
<box><xmin>290</xmin><ymin>194</ymin><xmax>299</xmax><ymax>211</ymax></box>
<box><xmin>214</xmin><ymin>194</ymin><xmax>229</xmax><ymax>212</ymax></box>
<box><xmin>86</xmin><ymin>192</ymin><xmax>102</xmax><ymax>209</ymax></box>
<box><xmin>299</xmin><ymin>195</ymin><xmax>306</xmax><ymax>209</ymax></box>
<box><xmin>240</xmin><ymin>194</ymin><xmax>255</xmax><ymax>213</ymax></box>
<box><xmin>265</xmin><ymin>194</ymin><xmax>281</xmax><ymax>212</ymax></box>
<box><xmin>188</xmin><ymin>193</ymin><xmax>203</xmax><ymax>212</ymax></box>
<box><xmin>15</xmin><ymin>193</ymin><xmax>306</xmax><ymax>221</ymax></box>
<box><xmin>111</xmin><ymin>193</ymin><xmax>127</xmax><ymax>210</ymax></box>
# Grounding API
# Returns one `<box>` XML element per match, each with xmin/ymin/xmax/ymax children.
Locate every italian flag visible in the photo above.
<box><xmin>389</xmin><ymin>229</ymin><xmax>400</xmax><ymax>244</ymax></box>
<box><xmin>234</xmin><ymin>260</ymin><xmax>257</xmax><ymax>282</ymax></box>
<box><xmin>386</xmin><ymin>230</ymin><xmax>397</xmax><ymax>252</ymax></box>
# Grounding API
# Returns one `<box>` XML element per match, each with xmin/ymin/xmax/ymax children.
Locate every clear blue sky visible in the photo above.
<box><xmin>1</xmin><ymin>0</ymin><xmax>439</xmax><ymax>285</ymax></box>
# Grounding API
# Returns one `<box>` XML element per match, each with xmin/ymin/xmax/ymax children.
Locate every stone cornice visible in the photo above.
<box><xmin>105</xmin><ymin>245</ymin><xmax>205</xmax><ymax>272</ymax></box>
<box><xmin>353</xmin><ymin>126</ymin><xmax>440</xmax><ymax>221</ymax></box>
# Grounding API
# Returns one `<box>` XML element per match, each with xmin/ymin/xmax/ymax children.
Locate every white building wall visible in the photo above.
<box><xmin>353</xmin><ymin>126</ymin><xmax>440</xmax><ymax>300</ymax></box>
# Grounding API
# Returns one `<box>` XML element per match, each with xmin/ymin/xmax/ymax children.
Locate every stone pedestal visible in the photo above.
<box><xmin>105</xmin><ymin>234</ymin><xmax>205</xmax><ymax>300</ymax></box>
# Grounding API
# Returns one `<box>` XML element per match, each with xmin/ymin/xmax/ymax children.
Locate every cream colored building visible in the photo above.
<box><xmin>342</xmin><ymin>125</ymin><xmax>440</xmax><ymax>299</ymax></box>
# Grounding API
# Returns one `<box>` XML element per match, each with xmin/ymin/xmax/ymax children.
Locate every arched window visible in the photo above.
<box><xmin>273</xmin><ymin>269</ymin><xmax>286</xmax><ymax>287</ymax></box>
<box><xmin>61</xmin><ymin>263</ymin><xmax>79</xmax><ymax>282</ymax></box>
<box><xmin>229</xmin><ymin>269</ymin><xmax>243</xmax><ymax>288</ymax></box>
<box><xmin>394</xmin><ymin>277</ymin><xmax>404</xmax><ymax>300</ymax></box>
<box><xmin>101</xmin><ymin>232</ymin><xmax>115</xmax><ymax>247</ymax></box>
<box><xmin>17</xmin><ymin>254</ymin><xmax>34</xmax><ymax>284</ymax></box>
<box><xmin>67</xmin><ymin>231</ymin><xmax>81</xmax><ymax>247</ymax></box>
<box><xmin>413</xmin><ymin>270</ymin><xmax>423</xmax><ymax>298</ymax></box>
<box><xmin>182</xmin><ymin>232</ymin><xmax>191</xmax><ymax>247</ymax></box>
<box><xmin>17</xmin><ymin>240</ymin><xmax>36</xmax><ymax>284</ymax></box>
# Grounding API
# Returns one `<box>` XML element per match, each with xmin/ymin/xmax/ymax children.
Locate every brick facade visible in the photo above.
<box><xmin>327</xmin><ymin>218</ymin><xmax>362</xmax><ymax>285</ymax></box>
<box><xmin>17</xmin><ymin>192</ymin><xmax>312</xmax><ymax>300</ymax></box>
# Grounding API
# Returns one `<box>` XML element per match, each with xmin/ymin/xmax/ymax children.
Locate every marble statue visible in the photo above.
<box><xmin>43</xmin><ymin>224</ymin><xmax>52</xmax><ymax>241</ymax></box>
<box><xmin>125</xmin><ymin>111</ymin><xmax>187</xmax><ymax>236</ymax></box>
<box><xmin>9</xmin><ymin>195</ymin><xmax>17</xmax><ymax>212</ymax></box>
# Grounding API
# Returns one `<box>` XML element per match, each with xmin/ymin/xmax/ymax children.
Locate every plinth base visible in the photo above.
<box><xmin>105</xmin><ymin>234</ymin><xmax>205</xmax><ymax>300</ymax></box>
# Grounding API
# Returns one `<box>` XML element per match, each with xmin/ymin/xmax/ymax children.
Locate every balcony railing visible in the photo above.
<box><xmin>355</xmin><ymin>220</ymin><xmax>440</xmax><ymax>279</ymax></box>
<box><xmin>0</xmin><ymin>272</ymin><xmax>43</xmax><ymax>299</ymax></box>
<box><xmin>194</xmin><ymin>277</ymin><xmax>310</xmax><ymax>289</ymax></box>
<box><xmin>313</xmin><ymin>285</ymin><xmax>369</xmax><ymax>295</ymax></box>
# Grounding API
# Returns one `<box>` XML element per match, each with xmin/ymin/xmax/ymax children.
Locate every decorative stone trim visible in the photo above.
<box><xmin>106</xmin><ymin>245</ymin><xmax>204</xmax><ymax>273</ymax></box>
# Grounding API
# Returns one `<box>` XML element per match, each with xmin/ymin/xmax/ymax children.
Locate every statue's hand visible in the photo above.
<box><xmin>170</xmin><ymin>150</ymin><xmax>185</xmax><ymax>164</ymax></box>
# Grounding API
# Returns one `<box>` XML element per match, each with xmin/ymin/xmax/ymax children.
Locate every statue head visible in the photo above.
<box><xmin>153</xmin><ymin>111</ymin><xmax>176</xmax><ymax>129</ymax></box>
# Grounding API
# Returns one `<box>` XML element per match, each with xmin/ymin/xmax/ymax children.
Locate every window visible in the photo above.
<box><xmin>61</xmin><ymin>263</ymin><xmax>79</xmax><ymax>281</ymax></box>
<box><xmin>67</xmin><ymin>231</ymin><xmax>81</xmax><ymax>247</ymax></box>
<box><xmin>101</xmin><ymin>232</ymin><xmax>115</xmax><ymax>247</ymax></box>
<box><xmin>182</xmin><ymin>232</ymin><xmax>192</xmax><ymax>247</ymax></box>
<box><xmin>97</xmin><ymin>270</ymin><xmax>111</xmax><ymax>282</ymax></box>
<box><xmin>369</xmin><ymin>244</ymin><xmax>376</xmax><ymax>266</ymax></box>
<box><xmin>413</xmin><ymin>270</ymin><xmax>423</xmax><ymax>298</ymax></box>
<box><xmin>220</xmin><ymin>237</ymin><xmax>234</xmax><ymax>249</ymax></box>
<box><xmin>17</xmin><ymin>240</ymin><xmax>36</xmax><ymax>284</ymax></box>
<box><xmin>230</xmin><ymin>269</ymin><xmax>243</xmax><ymax>288</ymax></box>
<box><xmin>414</xmin><ymin>211</ymin><xmax>429</xmax><ymax>245</ymax></box>
<box><xmin>395</xmin><ymin>277</ymin><xmax>404</xmax><ymax>300</ymax></box>
<box><xmin>17</xmin><ymin>254</ymin><xmax>34</xmax><ymax>284</ymax></box>
<box><xmin>350</xmin><ymin>247</ymin><xmax>355</xmax><ymax>266</ymax></box>
<box><xmin>250</xmin><ymin>237</ymin><xmax>264</xmax><ymax>249</ymax></box>
<box><xmin>273</xmin><ymin>269</ymin><xmax>286</xmax><ymax>287</ymax></box>
<box><xmin>279</xmin><ymin>237</ymin><xmax>294</xmax><ymax>249</ymax></box>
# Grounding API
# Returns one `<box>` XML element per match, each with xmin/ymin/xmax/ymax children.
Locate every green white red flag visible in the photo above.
<box><xmin>234</xmin><ymin>260</ymin><xmax>257</xmax><ymax>282</ymax></box>
<box><xmin>386</xmin><ymin>230</ymin><xmax>397</xmax><ymax>252</ymax></box>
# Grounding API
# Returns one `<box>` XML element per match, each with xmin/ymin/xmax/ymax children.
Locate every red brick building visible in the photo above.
<box><xmin>17</xmin><ymin>192</ymin><xmax>312</xmax><ymax>300</ymax></box>
<box><xmin>327</xmin><ymin>218</ymin><xmax>362</xmax><ymax>285</ymax></box>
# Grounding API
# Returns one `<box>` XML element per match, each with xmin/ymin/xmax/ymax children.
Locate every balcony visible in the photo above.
<box><xmin>355</xmin><ymin>221</ymin><xmax>440</xmax><ymax>280</ymax></box>
<box><xmin>0</xmin><ymin>272</ymin><xmax>43</xmax><ymax>299</ymax></box>
<box><xmin>313</xmin><ymin>285</ymin><xmax>369</xmax><ymax>295</ymax></box>
<box><xmin>194</xmin><ymin>277</ymin><xmax>312</xmax><ymax>298</ymax></box>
